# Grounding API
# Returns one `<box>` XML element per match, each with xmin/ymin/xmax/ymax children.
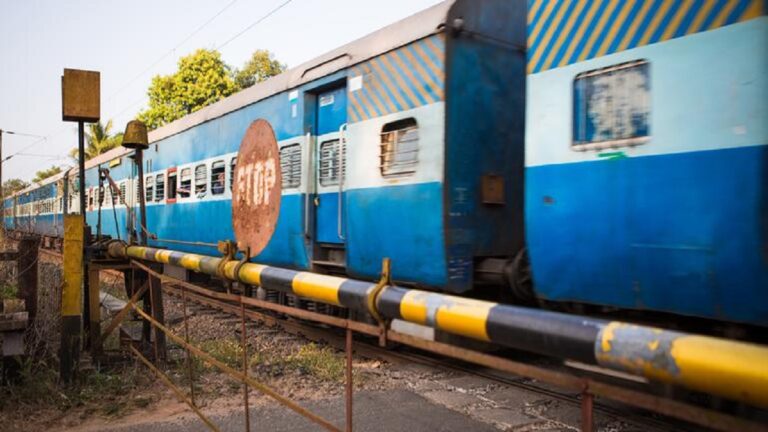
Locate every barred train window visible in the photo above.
<box><xmin>145</xmin><ymin>176</ymin><xmax>154</xmax><ymax>203</ymax></box>
<box><xmin>195</xmin><ymin>164</ymin><xmax>207</xmax><ymax>195</ymax></box>
<box><xmin>155</xmin><ymin>174</ymin><xmax>165</xmax><ymax>201</ymax></box>
<box><xmin>319</xmin><ymin>140</ymin><xmax>344</xmax><ymax>186</ymax></box>
<box><xmin>179</xmin><ymin>168</ymin><xmax>191</xmax><ymax>198</ymax></box>
<box><xmin>280</xmin><ymin>144</ymin><xmax>301</xmax><ymax>189</ymax></box>
<box><xmin>229</xmin><ymin>157</ymin><xmax>236</xmax><ymax>191</ymax></box>
<box><xmin>120</xmin><ymin>183</ymin><xmax>126</xmax><ymax>204</ymax></box>
<box><xmin>211</xmin><ymin>161</ymin><xmax>225</xmax><ymax>195</ymax></box>
<box><xmin>573</xmin><ymin>60</ymin><xmax>649</xmax><ymax>150</ymax></box>
<box><xmin>380</xmin><ymin>118</ymin><xmax>418</xmax><ymax>177</ymax></box>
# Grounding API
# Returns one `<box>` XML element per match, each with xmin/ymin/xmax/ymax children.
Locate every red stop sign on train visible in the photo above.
<box><xmin>232</xmin><ymin>119</ymin><xmax>282</xmax><ymax>256</ymax></box>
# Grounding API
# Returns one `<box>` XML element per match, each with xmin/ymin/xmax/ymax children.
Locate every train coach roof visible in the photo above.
<box><xmin>11</xmin><ymin>1</ymin><xmax>453</xmax><ymax>198</ymax></box>
<box><xmin>147</xmin><ymin>0</ymin><xmax>452</xmax><ymax>144</ymax></box>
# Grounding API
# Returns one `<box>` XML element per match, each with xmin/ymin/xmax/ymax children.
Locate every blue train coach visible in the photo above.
<box><xmin>524</xmin><ymin>0</ymin><xmax>768</xmax><ymax>326</ymax></box>
<box><xmin>5</xmin><ymin>0</ymin><xmax>527</xmax><ymax>294</ymax></box>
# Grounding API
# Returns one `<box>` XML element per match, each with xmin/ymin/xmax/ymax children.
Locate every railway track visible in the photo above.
<box><xmin>25</xmin><ymin>243</ymin><xmax>768</xmax><ymax>431</ymax></box>
<box><xmin>159</xmin><ymin>279</ymin><xmax>697</xmax><ymax>432</ymax></box>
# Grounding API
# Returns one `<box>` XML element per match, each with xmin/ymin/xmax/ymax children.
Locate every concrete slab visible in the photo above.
<box><xmin>100</xmin><ymin>389</ymin><xmax>497</xmax><ymax>432</ymax></box>
<box><xmin>422</xmin><ymin>388</ymin><xmax>481</xmax><ymax>410</ymax></box>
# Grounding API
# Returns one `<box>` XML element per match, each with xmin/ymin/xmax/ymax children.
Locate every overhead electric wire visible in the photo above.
<box><xmin>105</xmin><ymin>0</ymin><xmax>294</xmax><ymax>123</ymax></box>
<box><xmin>106</xmin><ymin>0</ymin><xmax>241</xmax><ymax>102</ymax></box>
<box><xmin>216</xmin><ymin>0</ymin><xmax>294</xmax><ymax>50</ymax></box>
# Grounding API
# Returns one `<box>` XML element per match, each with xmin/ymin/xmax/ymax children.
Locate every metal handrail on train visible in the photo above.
<box><xmin>337</xmin><ymin>123</ymin><xmax>347</xmax><ymax>241</ymax></box>
<box><xmin>303</xmin><ymin>131</ymin><xmax>313</xmax><ymax>239</ymax></box>
<box><xmin>106</xmin><ymin>242</ymin><xmax>768</xmax><ymax>410</ymax></box>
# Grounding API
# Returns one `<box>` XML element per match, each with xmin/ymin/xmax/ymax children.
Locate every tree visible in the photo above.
<box><xmin>234</xmin><ymin>50</ymin><xmax>285</xmax><ymax>89</ymax></box>
<box><xmin>2</xmin><ymin>179</ymin><xmax>29</xmax><ymax>195</ymax></box>
<box><xmin>138</xmin><ymin>49</ymin><xmax>238</xmax><ymax>130</ymax></box>
<box><xmin>138</xmin><ymin>48</ymin><xmax>286</xmax><ymax>130</ymax></box>
<box><xmin>68</xmin><ymin>119</ymin><xmax>124</xmax><ymax>160</ymax></box>
<box><xmin>32</xmin><ymin>166</ymin><xmax>62</xmax><ymax>183</ymax></box>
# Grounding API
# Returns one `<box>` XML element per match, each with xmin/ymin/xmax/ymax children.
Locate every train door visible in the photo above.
<box><xmin>312</xmin><ymin>85</ymin><xmax>348</xmax><ymax>267</ymax></box>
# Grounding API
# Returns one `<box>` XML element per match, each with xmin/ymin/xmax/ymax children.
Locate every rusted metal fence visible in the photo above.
<box><xmin>99</xmin><ymin>259</ymin><xmax>353</xmax><ymax>432</ymax></box>
<box><xmin>89</xmin><ymin>255</ymin><xmax>766</xmax><ymax>432</ymax></box>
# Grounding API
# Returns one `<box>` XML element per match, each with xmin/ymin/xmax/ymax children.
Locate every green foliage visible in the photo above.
<box><xmin>68</xmin><ymin>119</ymin><xmax>123</xmax><ymax>161</ymax></box>
<box><xmin>138</xmin><ymin>49</ymin><xmax>239</xmax><ymax>130</ymax></box>
<box><xmin>139</xmin><ymin>48</ymin><xmax>285</xmax><ymax>130</ymax></box>
<box><xmin>288</xmin><ymin>343</ymin><xmax>345</xmax><ymax>382</ymax></box>
<box><xmin>2</xmin><ymin>179</ymin><xmax>29</xmax><ymax>195</ymax></box>
<box><xmin>32</xmin><ymin>166</ymin><xmax>62</xmax><ymax>183</ymax></box>
<box><xmin>0</xmin><ymin>282</ymin><xmax>17</xmax><ymax>300</ymax></box>
<box><xmin>197</xmin><ymin>338</ymin><xmax>245</xmax><ymax>370</ymax></box>
<box><xmin>234</xmin><ymin>49</ymin><xmax>285</xmax><ymax>89</ymax></box>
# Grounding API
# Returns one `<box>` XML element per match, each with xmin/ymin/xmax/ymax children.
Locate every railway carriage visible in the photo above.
<box><xmin>5</xmin><ymin>0</ymin><xmax>526</xmax><ymax>293</ymax></box>
<box><xmin>524</xmin><ymin>0</ymin><xmax>768</xmax><ymax>325</ymax></box>
<box><xmin>4</xmin><ymin>0</ymin><xmax>767</xmax><ymax>329</ymax></box>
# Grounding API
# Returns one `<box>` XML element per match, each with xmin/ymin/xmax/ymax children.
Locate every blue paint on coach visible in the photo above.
<box><xmin>345</xmin><ymin>182</ymin><xmax>447</xmax><ymax>286</ymax></box>
<box><xmin>526</xmin><ymin>144</ymin><xmax>768</xmax><ymax>325</ymax></box>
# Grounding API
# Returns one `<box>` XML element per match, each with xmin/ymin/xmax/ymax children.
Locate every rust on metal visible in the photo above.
<box><xmin>134</xmin><ymin>258</ymin><xmax>767</xmax><ymax>432</ymax></box>
<box><xmin>240</xmin><ymin>298</ymin><xmax>251</xmax><ymax>432</ymax></box>
<box><xmin>345</xmin><ymin>328</ymin><xmax>353</xmax><ymax>432</ymax></box>
<box><xmin>61</xmin><ymin>68</ymin><xmax>100</xmax><ymax>122</ymax></box>
<box><xmin>232</xmin><ymin>119</ymin><xmax>282</xmax><ymax>256</ymax></box>
<box><xmin>581</xmin><ymin>389</ymin><xmax>594</xmax><ymax>432</ymax></box>
<box><xmin>131</xmin><ymin>304</ymin><xmax>342</xmax><ymax>432</ymax></box>
<box><xmin>130</xmin><ymin>346</ymin><xmax>220</xmax><ymax>432</ymax></box>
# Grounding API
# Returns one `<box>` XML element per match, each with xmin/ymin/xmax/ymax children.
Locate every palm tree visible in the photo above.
<box><xmin>69</xmin><ymin>119</ymin><xmax>124</xmax><ymax>160</ymax></box>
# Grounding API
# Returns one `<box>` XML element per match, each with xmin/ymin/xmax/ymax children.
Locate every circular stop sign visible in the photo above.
<box><xmin>232</xmin><ymin>119</ymin><xmax>282</xmax><ymax>255</ymax></box>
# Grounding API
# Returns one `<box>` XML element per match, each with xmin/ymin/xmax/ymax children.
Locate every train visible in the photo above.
<box><xmin>4</xmin><ymin>0</ymin><xmax>766</xmax><ymax>329</ymax></box>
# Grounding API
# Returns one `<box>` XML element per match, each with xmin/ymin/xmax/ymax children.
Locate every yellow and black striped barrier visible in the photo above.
<box><xmin>107</xmin><ymin>243</ymin><xmax>768</xmax><ymax>408</ymax></box>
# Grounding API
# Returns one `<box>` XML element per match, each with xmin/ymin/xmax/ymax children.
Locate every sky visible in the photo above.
<box><xmin>0</xmin><ymin>0</ymin><xmax>443</xmax><ymax>182</ymax></box>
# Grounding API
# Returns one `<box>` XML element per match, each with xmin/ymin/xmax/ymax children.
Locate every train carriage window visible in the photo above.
<box><xmin>120</xmin><ymin>182</ymin><xmax>127</xmax><ymax>205</ymax></box>
<box><xmin>179</xmin><ymin>168</ymin><xmax>191</xmax><ymax>198</ymax></box>
<box><xmin>280</xmin><ymin>144</ymin><xmax>301</xmax><ymax>189</ymax></box>
<box><xmin>573</xmin><ymin>60</ymin><xmax>650</xmax><ymax>150</ymax></box>
<box><xmin>229</xmin><ymin>157</ymin><xmax>237</xmax><ymax>191</ymax></box>
<box><xmin>167</xmin><ymin>171</ymin><xmax>177</xmax><ymax>200</ymax></box>
<box><xmin>155</xmin><ymin>174</ymin><xmax>165</xmax><ymax>201</ymax></box>
<box><xmin>145</xmin><ymin>176</ymin><xmax>154</xmax><ymax>203</ymax></box>
<box><xmin>195</xmin><ymin>164</ymin><xmax>207</xmax><ymax>196</ymax></box>
<box><xmin>380</xmin><ymin>118</ymin><xmax>418</xmax><ymax>177</ymax></box>
<box><xmin>319</xmin><ymin>140</ymin><xmax>344</xmax><ymax>186</ymax></box>
<box><xmin>211</xmin><ymin>161</ymin><xmax>225</xmax><ymax>195</ymax></box>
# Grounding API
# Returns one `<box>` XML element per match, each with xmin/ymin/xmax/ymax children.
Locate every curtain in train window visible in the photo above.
<box><xmin>155</xmin><ymin>173</ymin><xmax>165</xmax><ymax>201</ymax></box>
<box><xmin>229</xmin><ymin>157</ymin><xmax>237</xmax><ymax>191</ymax></box>
<box><xmin>179</xmin><ymin>168</ymin><xmax>191</xmax><ymax>198</ymax></box>
<box><xmin>195</xmin><ymin>165</ymin><xmax>207</xmax><ymax>196</ymax></box>
<box><xmin>573</xmin><ymin>60</ymin><xmax>649</xmax><ymax>149</ymax></box>
<box><xmin>211</xmin><ymin>161</ymin><xmax>226</xmax><ymax>195</ymax></box>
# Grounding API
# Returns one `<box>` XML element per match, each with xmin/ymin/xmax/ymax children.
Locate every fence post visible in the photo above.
<box><xmin>17</xmin><ymin>236</ymin><xmax>39</xmax><ymax>323</ymax></box>
<box><xmin>88</xmin><ymin>265</ymin><xmax>101</xmax><ymax>359</ymax></box>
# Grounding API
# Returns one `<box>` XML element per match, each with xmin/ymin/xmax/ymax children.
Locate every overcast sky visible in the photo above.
<box><xmin>0</xmin><ymin>0</ymin><xmax>443</xmax><ymax>182</ymax></box>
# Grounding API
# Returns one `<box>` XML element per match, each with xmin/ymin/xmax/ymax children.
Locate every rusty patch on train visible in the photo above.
<box><xmin>232</xmin><ymin>119</ymin><xmax>282</xmax><ymax>255</ymax></box>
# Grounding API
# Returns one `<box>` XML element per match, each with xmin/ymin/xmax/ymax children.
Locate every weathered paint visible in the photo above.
<box><xmin>109</xmin><ymin>244</ymin><xmax>768</xmax><ymax>408</ymax></box>
<box><xmin>61</xmin><ymin>215</ymin><xmax>83</xmax><ymax>316</ymax></box>
<box><xmin>596</xmin><ymin>321</ymin><xmax>768</xmax><ymax>407</ymax></box>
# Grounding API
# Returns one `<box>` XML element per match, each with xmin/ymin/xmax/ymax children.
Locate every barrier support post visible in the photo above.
<box><xmin>60</xmin><ymin>215</ymin><xmax>84</xmax><ymax>383</ymax></box>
